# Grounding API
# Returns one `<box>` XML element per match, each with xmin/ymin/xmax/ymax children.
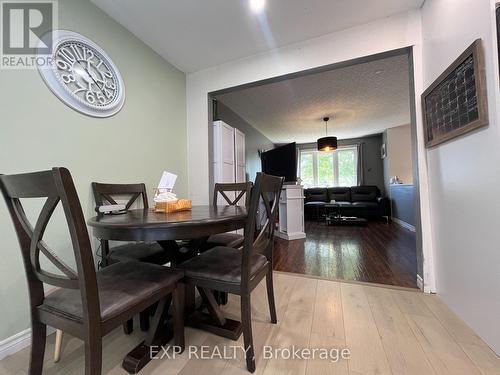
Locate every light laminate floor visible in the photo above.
<box><xmin>1</xmin><ymin>272</ymin><xmax>499</xmax><ymax>375</ymax></box>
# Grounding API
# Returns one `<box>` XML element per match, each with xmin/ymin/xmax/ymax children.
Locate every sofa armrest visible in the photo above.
<box><xmin>377</xmin><ymin>196</ymin><xmax>391</xmax><ymax>216</ymax></box>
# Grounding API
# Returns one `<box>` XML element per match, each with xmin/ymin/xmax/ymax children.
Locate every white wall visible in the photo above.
<box><xmin>421</xmin><ymin>0</ymin><xmax>500</xmax><ymax>354</ymax></box>
<box><xmin>186</xmin><ymin>9</ymin><xmax>436</xmax><ymax>292</ymax></box>
<box><xmin>187</xmin><ymin>11</ymin><xmax>421</xmax><ymax>203</ymax></box>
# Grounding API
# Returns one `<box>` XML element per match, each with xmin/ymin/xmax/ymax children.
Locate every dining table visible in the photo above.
<box><xmin>87</xmin><ymin>205</ymin><xmax>247</xmax><ymax>373</ymax></box>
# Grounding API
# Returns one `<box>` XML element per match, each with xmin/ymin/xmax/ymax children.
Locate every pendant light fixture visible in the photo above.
<box><xmin>317</xmin><ymin>116</ymin><xmax>338</xmax><ymax>151</ymax></box>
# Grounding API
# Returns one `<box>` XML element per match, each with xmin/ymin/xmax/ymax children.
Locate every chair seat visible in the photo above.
<box><xmin>177</xmin><ymin>246</ymin><xmax>268</xmax><ymax>285</ymax></box>
<box><xmin>109</xmin><ymin>242</ymin><xmax>171</xmax><ymax>265</ymax></box>
<box><xmin>206</xmin><ymin>233</ymin><xmax>244</xmax><ymax>249</ymax></box>
<box><xmin>40</xmin><ymin>261</ymin><xmax>183</xmax><ymax>324</ymax></box>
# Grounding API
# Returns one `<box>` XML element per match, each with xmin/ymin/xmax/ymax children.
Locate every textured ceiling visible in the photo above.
<box><xmin>91</xmin><ymin>0</ymin><xmax>424</xmax><ymax>73</ymax></box>
<box><xmin>216</xmin><ymin>55</ymin><xmax>411</xmax><ymax>143</ymax></box>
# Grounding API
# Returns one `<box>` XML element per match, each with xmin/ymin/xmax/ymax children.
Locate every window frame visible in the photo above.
<box><xmin>298</xmin><ymin>145</ymin><xmax>358</xmax><ymax>188</ymax></box>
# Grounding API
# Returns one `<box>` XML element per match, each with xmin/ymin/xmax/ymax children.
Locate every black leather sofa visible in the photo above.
<box><xmin>304</xmin><ymin>186</ymin><xmax>390</xmax><ymax>220</ymax></box>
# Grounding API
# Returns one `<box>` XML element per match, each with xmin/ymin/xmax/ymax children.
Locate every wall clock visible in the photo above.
<box><xmin>37</xmin><ymin>30</ymin><xmax>125</xmax><ymax>117</ymax></box>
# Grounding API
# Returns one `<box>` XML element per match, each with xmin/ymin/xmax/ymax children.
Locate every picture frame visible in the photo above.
<box><xmin>421</xmin><ymin>39</ymin><xmax>488</xmax><ymax>148</ymax></box>
<box><xmin>496</xmin><ymin>5</ymin><xmax>500</xmax><ymax>80</ymax></box>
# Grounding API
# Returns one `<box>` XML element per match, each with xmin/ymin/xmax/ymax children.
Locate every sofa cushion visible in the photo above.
<box><xmin>326</xmin><ymin>201</ymin><xmax>352</xmax><ymax>207</ymax></box>
<box><xmin>327</xmin><ymin>187</ymin><xmax>351</xmax><ymax>202</ymax></box>
<box><xmin>351</xmin><ymin>201</ymin><xmax>379</xmax><ymax>208</ymax></box>
<box><xmin>305</xmin><ymin>188</ymin><xmax>328</xmax><ymax>203</ymax></box>
<box><xmin>351</xmin><ymin>186</ymin><xmax>380</xmax><ymax>202</ymax></box>
<box><xmin>305</xmin><ymin>201</ymin><xmax>327</xmax><ymax>207</ymax></box>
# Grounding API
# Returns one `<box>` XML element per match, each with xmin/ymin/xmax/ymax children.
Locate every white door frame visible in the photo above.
<box><xmin>194</xmin><ymin>46</ymin><xmax>436</xmax><ymax>293</ymax></box>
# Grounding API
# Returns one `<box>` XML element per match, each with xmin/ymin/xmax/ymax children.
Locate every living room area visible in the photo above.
<box><xmin>212</xmin><ymin>50</ymin><xmax>421</xmax><ymax>289</ymax></box>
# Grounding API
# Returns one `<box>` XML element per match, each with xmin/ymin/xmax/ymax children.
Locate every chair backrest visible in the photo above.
<box><xmin>92</xmin><ymin>182</ymin><xmax>149</xmax><ymax>211</ymax></box>
<box><xmin>213</xmin><ymin>182</ymin><xmax>253</xmax><ymax>207</ymax></box>
<box><xmin>241</xmin><ymin>173</ymin><xmax>284</xmax><ymax>288</ymax></box>
<box><xmin>0</xmin><ymin>168</ymin><xmax>100</xmax><ymax>326</ymax></box>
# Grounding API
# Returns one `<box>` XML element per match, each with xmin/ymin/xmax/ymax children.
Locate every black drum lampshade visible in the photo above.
<box><xmin>317</xmin><ymin>117</ymin><xmax>337</xmax><ymax>151</ymax></box>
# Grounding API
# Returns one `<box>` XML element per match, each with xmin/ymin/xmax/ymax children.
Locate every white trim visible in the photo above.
<box><xmin>275</xmin><ymin>231</ymin><xmax>306</xmax><ymax>240</ymax></box>
<box><xmin>0</xmin><ymin>327</ymin><xmax>56</xmax><ymax>360</ymax></box>
<box><xmin>417</xmin><ymin>274</ymin><xmax>424</xmax><ymax>291</ymax></box>
<box><xmin>392</xmin><ymin>217</ymin><xmax>416</xmax><ymax>232</ymax></box>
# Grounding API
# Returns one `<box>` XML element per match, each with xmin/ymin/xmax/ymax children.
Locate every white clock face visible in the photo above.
<box><xmin>37</xmin><ymin>31</ymin><xmax>125</xmax><ymax>117</ymax></box>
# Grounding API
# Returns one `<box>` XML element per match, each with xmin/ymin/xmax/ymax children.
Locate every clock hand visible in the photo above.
<box><xmin>84</xmin><ymin>60</ymin><xmax>105</xmax><ymax>91</ymax></box>
<box><xmin>75</xmin><ymin>60</ymin><xmax>104</xmax><ymax>95</ymax></box>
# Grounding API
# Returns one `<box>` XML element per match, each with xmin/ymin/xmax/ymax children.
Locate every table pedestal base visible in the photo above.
<box><xmin>122</xmin><ymin>320</ymin><xmax>174</xmax><ymax>374</ymax></box>
<box><xmin>187</xmin><ymin>311</ymin><xmax>242</xmax><ymax>340</ymax></box>
<box><xmin>122</xmin><ymin>302</ymin><xmax>242</xmax><ymax>374</ymax></box>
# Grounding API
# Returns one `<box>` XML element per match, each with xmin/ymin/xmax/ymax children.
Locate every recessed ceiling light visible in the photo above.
<box><xmin>249</xmin><ymin>0</ymin><xmax>266</xmax><ymax>13</ymax></box>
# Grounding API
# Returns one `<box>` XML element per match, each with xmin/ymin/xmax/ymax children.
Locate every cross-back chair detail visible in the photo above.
<box><xmin>91</xmin><ymin>182</ymin><xmax>172</xmax><ymax>270</ymax></box>
<box><xmin>213</xmin><ymin>182</ymin><xmax>252</xmax><ymax>207</ymax></box>
<box><xmin>30</xmin><ymin>196</ymin><xmax>79</xmax><ymax>287</ymax></box>
<box><xmin>199</xmin><ymin>182</ymin><xmax>254</xmax><ymax>256</ymax></box>
<box><xmin>242</xmin><ymin>174</ymin><xmax>283</xmax><ymax>280</ymax></box>
<box><xmin>1</xmin><ymin>168</ymin><xmax>99</xmax><ymax>313</ymax></box>
<box><xmin>1</xmin><ymin>168</ymin><xmax>185</xmax><ymax>375</ymax></box>
<box><xmin>92</xmin><ymin>182</ymin><xmax>148</xmax><ymax>212</ymax></box>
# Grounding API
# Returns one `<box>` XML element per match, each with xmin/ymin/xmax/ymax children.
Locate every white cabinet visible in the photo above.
<box><xmin>213</xmin><ymin>121</ymin><xmax>247</xmax><ymax>234</ymax></box>
<box><xmin>276</xmin><ymin>184</ymin><xmax>306</xmax><ymax>240</ymax></box>
<box><xmin>213</xmin><ymin>120</ymin><xmax>246</xmax><ymax>205</ymax></box>
<box><xmin>213</xmin><ymin>120</ymin><xmax>246</xmax><ymax>184</ymax></box>
<box><xmin>234</xmin><ymin>128</ymin><xmax>246</xmax><ymax>184</ymax></box>
<box><xmin>213</xmin><ymin>121</ymin><xmax>236</xmax><ymax>184</ymax></box>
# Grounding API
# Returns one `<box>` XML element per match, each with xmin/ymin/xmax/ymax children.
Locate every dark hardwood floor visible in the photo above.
<box><xmin>273</xmin><ymin>220</ymin><xmax>418</xmax><ymax>288</ymax></box>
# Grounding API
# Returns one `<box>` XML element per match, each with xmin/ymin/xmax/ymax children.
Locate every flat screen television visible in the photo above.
<box><xmin>261</xmin><ymin>142</ymin><xmax>297</xmax><ymax>182</ymax></box>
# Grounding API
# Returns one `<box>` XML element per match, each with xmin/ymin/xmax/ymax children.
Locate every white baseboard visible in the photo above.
<box><xmin>275</xmin><ymin>231</ymin><xmax>306</xmax><ymax>240</ymax></box>
<box><xmin>417</xmin><ymin>274</ymin><xmax>424</xmax><ymax>290</ymax></box>
<box><xmin>0</xmin><ymin>326</ymin><xmax>56</xmax><ymax>360</ymax></box>
<box><xmin>392</xmin><ymin>217</ymin><xmax>416</xmax><ymax>232</ymax></box>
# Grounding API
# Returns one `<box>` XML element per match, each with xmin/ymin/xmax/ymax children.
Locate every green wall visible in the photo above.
<box><xmin>0</xmin><ymin>0</ymin><xmax>187</xmax><ymax>341</ymax></box>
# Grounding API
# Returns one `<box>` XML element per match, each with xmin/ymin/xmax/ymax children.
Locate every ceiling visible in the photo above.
<box><xmin>216</xmin><ymin>54</ymin><xmax>411</xmax><ymax>143</ymax></box>
<box><xmin>91</xmin><ymin>0</ymin><xmax>424</xmax><ymax>73</ymax></box>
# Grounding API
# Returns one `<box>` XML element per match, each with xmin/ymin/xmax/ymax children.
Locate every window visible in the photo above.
<box><xmin>299</xmin><ymin>147</ymin><xmax>358</xmax><ymax>188</ymax></box>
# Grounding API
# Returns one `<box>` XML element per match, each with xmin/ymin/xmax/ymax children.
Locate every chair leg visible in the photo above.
<box><xmin>54</xmin><ymin>329</ymin><xmax>63</xmax><ymax>363</ymax></box>
<box><xmin>140</xmin><ymin>311</ymin><xmax>150</xmax><ymax>331</ymax></box>
<box><xmin>266</xmin><ymin>271</ymin><xmax>278</xmax><ymax>324</ymax></box>
<box><xmin>123</xmin><ymin>319</ymin><xmax>133</xmax><ymax>335</ymax></box>
<box><xmin>29</xmin><ymin>320</ymin><xmax>46</xmax><ymax>375</ymax></box>
<box><xmin>84</xmin><ymin>335</ymin><xmax>102</xmax><ymax>375</ymax></box>
<box><xmin>173</xmin><ymin>284</ymin><xmax>185</xmax><ymax>352</ymax></box>
<box><xmin>241</xmin><ymin>292</ymin><xmax>256</xmax><ymax>373</ymax></box>
<box><xmin>215</xmin><ymin>291</ymin><xmax>228</xmax><ymax>305</ymax></box>
<box><xmin>221</xmin><ymin>292</ymin><xmax>228</xmax><ymax>305</ymax></box>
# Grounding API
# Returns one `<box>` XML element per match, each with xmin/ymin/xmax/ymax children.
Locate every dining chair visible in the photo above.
<box><xmin>91</xmin><ymin>182</ymin><xmax>174</xmax><ymax>267</ymax></box>
<box><xmin>201</xmin><ymin>182</ymin><xmax>253</xmax><ymax>251</ymax></box>
<box><xmin>92</xmin><ymin>182</ymin><xmax>177</xmax><ymax>336</ymax></box>
<box><xmin>177</xmin><ymin>173</ymin><xmax>284</xmax><ymax>372</ymax></box>
<box><xmin>0</xmin><ymin>168</ymin><xmax>185</xmax><ymax>375</ymax></box>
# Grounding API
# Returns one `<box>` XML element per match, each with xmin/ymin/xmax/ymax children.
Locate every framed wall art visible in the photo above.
<box><xmin>421</xmin><ymin>39</ymin><xmax>488</xmax><ymax>148</ymax></box>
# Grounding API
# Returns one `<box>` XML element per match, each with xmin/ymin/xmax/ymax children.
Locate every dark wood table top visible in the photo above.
<box><xmin>87</xmin><ymin>205</ymin><xmax>247</xmax><ymax>241</ymax></box>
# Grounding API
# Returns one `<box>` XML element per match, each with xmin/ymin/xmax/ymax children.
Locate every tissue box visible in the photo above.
<box><xmin>154</xmin><ymin>199</ymin><xmax>192</xmax><ymax>213</ymax></box>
